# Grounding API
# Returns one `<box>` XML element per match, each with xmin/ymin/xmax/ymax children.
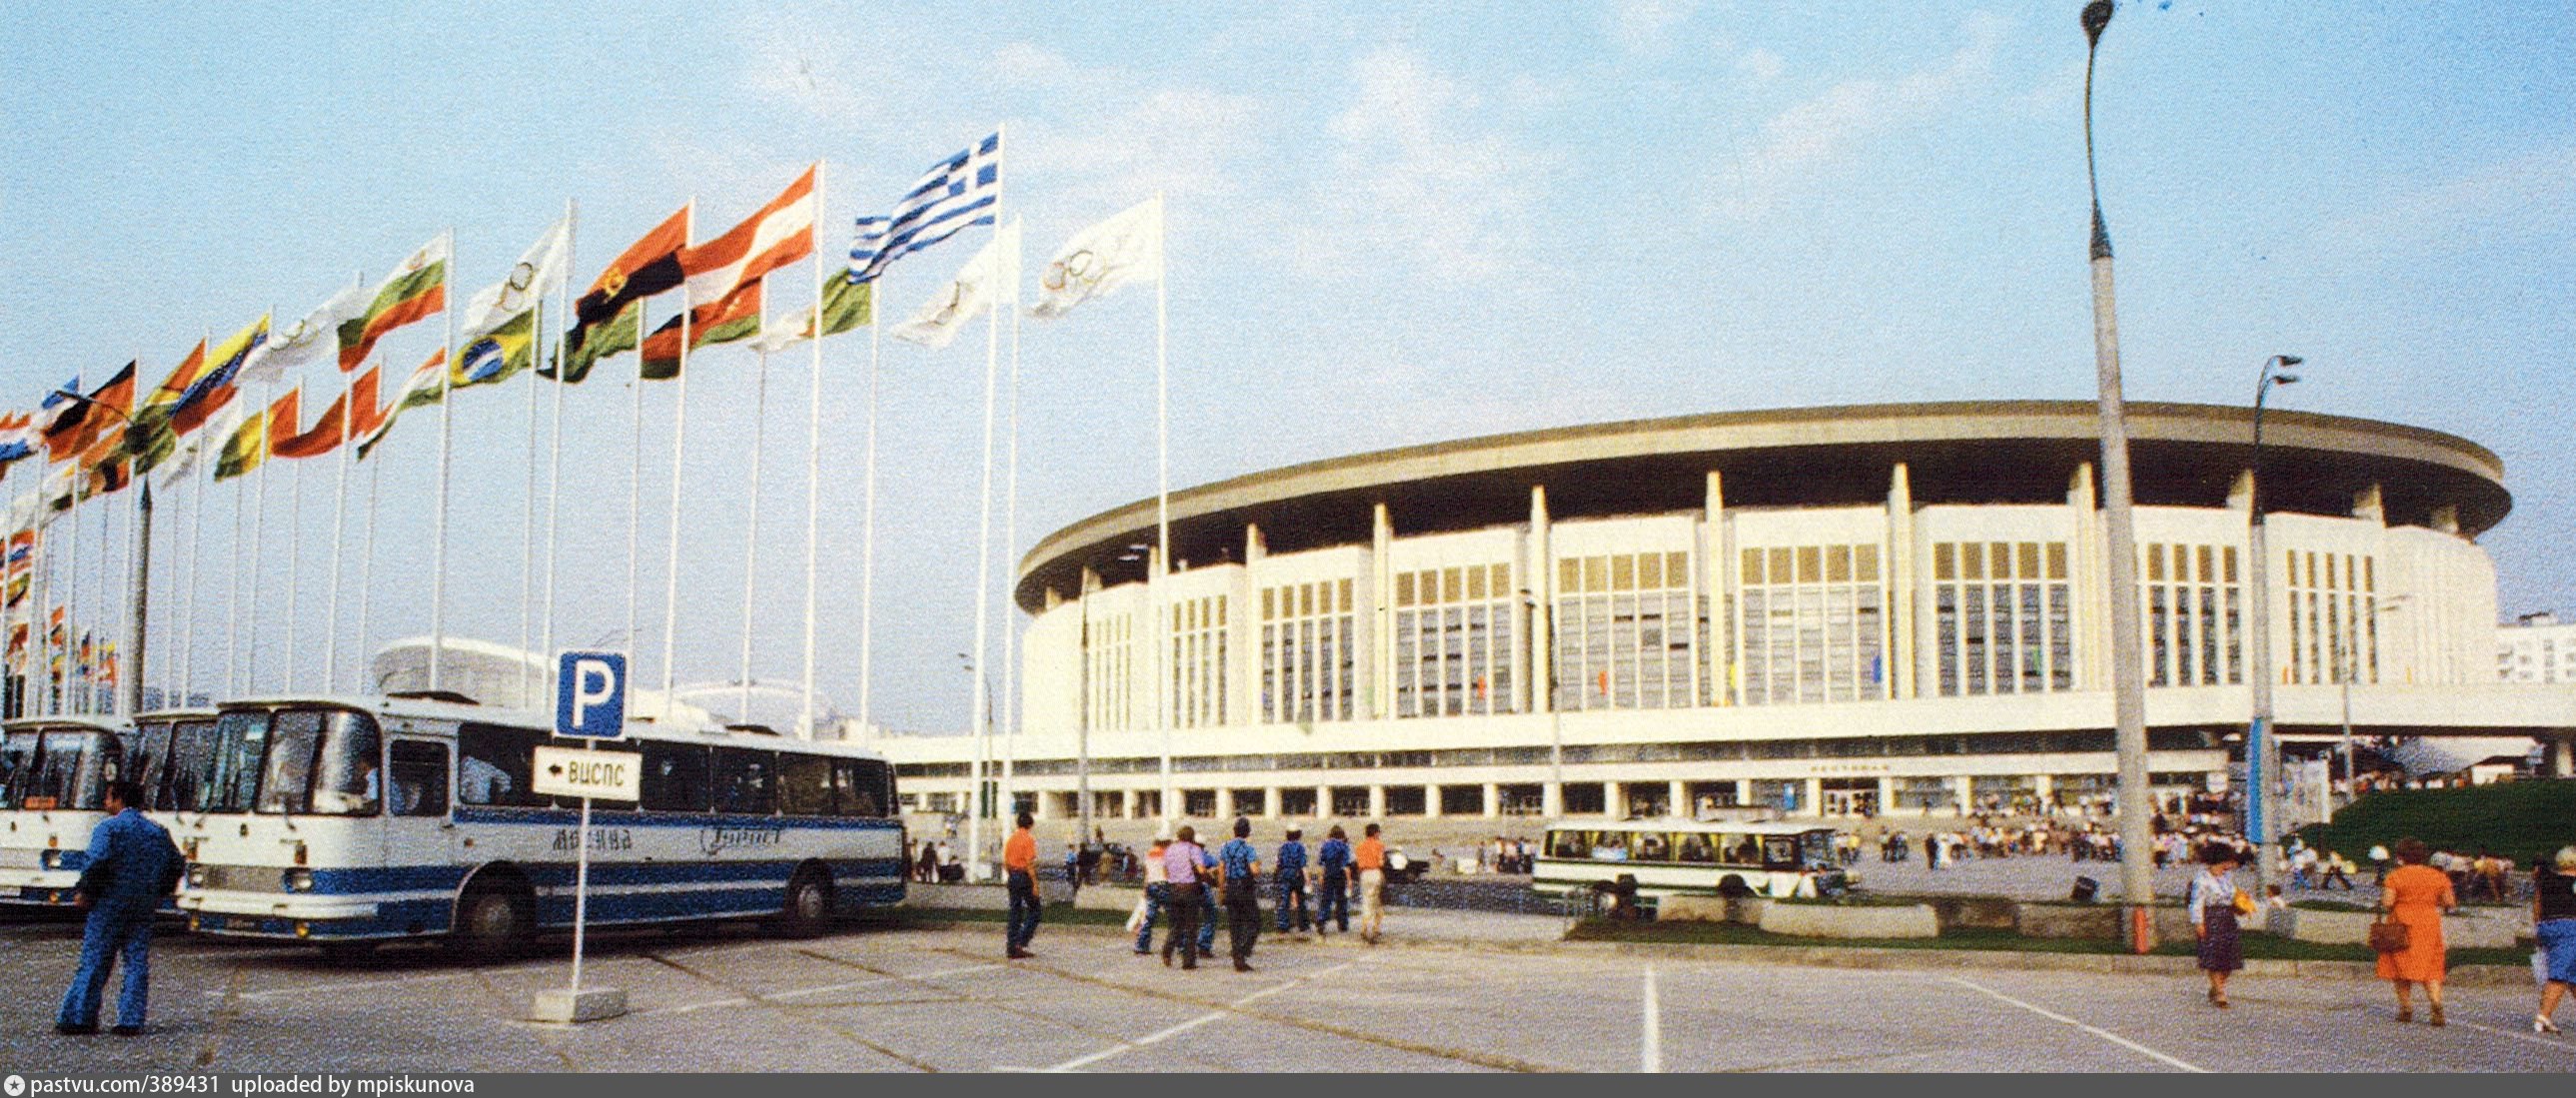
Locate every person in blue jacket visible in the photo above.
<box><xmin>57</xmin><ymin>779</ymin><xmax>183</xmax><ymax>1036</ymax></box>
<box><xmin>1315</xmin><ymin>824</ymin><xmax>1354</xmax><ymax>936</ymax></box>
<box><xmin>1274</xmin><ymin>826</ymin><xmax>1313</xmax><ymax>936</ymax></box>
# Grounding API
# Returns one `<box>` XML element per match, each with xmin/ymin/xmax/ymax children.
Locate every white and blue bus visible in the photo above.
<box><xmin>0</xmin><ymin>715</ymin><xmax>135</xmax><ymax>908</ymax></box>
<box><xmin>171</xmin><ymin>694</ymin><xmax>906</xmax><ymax>957</ymax></box>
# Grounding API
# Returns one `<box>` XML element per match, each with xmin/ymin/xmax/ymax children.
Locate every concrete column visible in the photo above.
<box><xmin>1528</xmin><ymin>486</ymin><xmax>1552</xmax><ymax>715</ymax></box>
<box><xmin>1246</xmin><ymin>523</ymin><xmax>1266</xmax><ymax>563</ymax></box>
<box><xmin>2068</xmin><ymin>463</ymin><xmax>2104</xmax><ymax>691</ymax></box>
<box><xmin>1951</xmin><ymin>775</ymin><xmax>1973</xmax><ymax>814</ymax></box>
<box><xmin>1316</xmin><ymin>784</ymin><xmax>1331</xmax><ymax>819</ymax></box>
<box><xmin>1704</xmin><ymin>471</ymin><xmax>1727</xmax><ymax>706</ymax></box>
<box><xmin>1368</xmin><ymin>784</ymin><xmax>1387</xmax><ymax>819</ymax></box>
<box><xmin>1424</xmin><ymin>785</ymin><xmax>1443</xmax><ymax>818</ymax></box>
<box><xmin>1265</xmin><ymin>787</ymin><xmax>1283</xmax><ymax>818</ymax></box>
<box><xmin>2032</xmin><ymin>773</ymin><xmax>2054</xmax><ymax>803</ymax></box>
<box><xmin>1665</xmin><ymin>780</ymin><xmax>1685</xmax><ymax>819</ymax></box>
<box><xmin>1606</xmin><ymin>781</ymin><xmax>1625</xmax><ymax>817</ymax></box>
<box><xmin>1372</xmin><ymin>503</ymin><xmax>1395</xmax><ymax>719</ymax></box>
<box><xmin>2552</xmin><ymin>734</ymin><xmax>2575</xmax><ymax>778</ymax></box>
<box><xmin>1888</xmin><ymin>463</ymin><xmax>1915</xmax><ymax>700</ymax></box>
<box><xmin>1875</xmin><ymin>776</ymin><xmax>1893</xmax><ymax>814</ymax></box>
<box><xmin>1543</xmin><ymin>781</ymin><xmax>1563</xmax><ymax>817</ymax></box>
<box><xmin>1804</xmin><ymin>777</ymin><xmax>1823</xmax><ymax>817</ymax></box>
<box><xmin>1483</xmin><ymin>782</ymin><xmax>1501</xmax><ymax>817</ymax></box>
<box><xmin>1118</xmin><ymin>789</ymin><xmax>1135</xmax><ymax>819</ymax></box>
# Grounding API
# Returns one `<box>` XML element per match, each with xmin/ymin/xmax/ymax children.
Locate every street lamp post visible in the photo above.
<box><xmin>2079</xmin><ymin>0</ymin><xmax>2157</xmax><ymax>945</ymax></box>
<box><xmin>48</xmin><ymin>390</ymin><xmax>153</xmax><ymax>718</ymax></box>
<box><xmin>2333</xmin><ymin>595</ymin><xmax>2407</xmax><ymax>823</ymax></box>
<box><xmin>2246</xmin><ymin>353</ymin><xmax>2299</xmax><ymax>896</ymax></box>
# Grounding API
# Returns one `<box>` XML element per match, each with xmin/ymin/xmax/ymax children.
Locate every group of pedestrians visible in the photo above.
<box><xmin>2191</xmin><ymin>836</ymin><xmax>2576</xmax><ymax>1035</ymax></box>
<box><xmin>1118</xmin><ymin>818</ymin><xmax>1388</xmax><ymax>971</ymax></box>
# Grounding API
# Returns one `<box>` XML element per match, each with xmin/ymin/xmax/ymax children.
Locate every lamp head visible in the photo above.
<box><xmin>2274</xmin><ymin>373</ymin><xmax>2299</xmax><ymax>386</ymax></box>
<box><xmin>2275</xmin><ymin>355</ymin><xmax>2303</xmax><ymax>369</ymax></box>
<box><xmin>2081</xmin><ymin>1</ymin><xmax>2114</xmax><ymax>48</ymax></box>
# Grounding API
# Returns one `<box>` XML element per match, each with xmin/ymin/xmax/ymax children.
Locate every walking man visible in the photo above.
<box><xmin>1003</xmin><ymin>811</ymin><xmax>1039</xmax><ymax>959</ymax></box>
<box><xmin>1274</xmin><ymin>826</ymin><xmax>1313</xmax><ymax>937</ymax></box>
<box><xmin>1315</xmin><ymin>824</ymin><xmax>1353</xmax><ymax>936</ymax></box>
<box><xmin>1162</xmin><ymin>826</ymin><xmax>1210</xmax><ymax>970</ymax></box>
<box><xmin>1354</xmin><ymin>822</ymin><xmax>1389</xmax><ymax>945</ymax></box>
<box><xmin>1133</xmin><ymin>831</ymin><xmax>1171</xmax><ymax>955</ymax></box>
<box><xmin>1217</xmin><ymin>818</ymin><xmax>1264</xmax><ymax>971</ymax></box>
<box><xmin>56</xmin><ymin>779</ymin><xmax>182</xmax><ymax>1036</ymax></box>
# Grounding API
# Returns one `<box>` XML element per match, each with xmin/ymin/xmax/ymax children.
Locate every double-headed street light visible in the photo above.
<box><xmin>2246</xmin><ymin>353</ymin><xmax>2300</xmax><ymax>897</ymax></box>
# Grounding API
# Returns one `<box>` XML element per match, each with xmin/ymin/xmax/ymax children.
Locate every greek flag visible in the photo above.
<box><xmin>848</xmin><ymin>130</ymin><xmax>1001</xmax><ymax>283</ymax></box>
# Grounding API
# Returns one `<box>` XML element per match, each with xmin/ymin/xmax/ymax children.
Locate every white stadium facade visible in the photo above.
<box><xmin>878</xmin><ymin>402</ymin><xmax>2576</xmax><ymax>823</ymax></box>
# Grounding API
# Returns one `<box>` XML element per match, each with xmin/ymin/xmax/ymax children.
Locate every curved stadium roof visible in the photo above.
<box><xmin>1016</xmin><ymin>401</ymin><xmax>2508</xmax><ymax>611</ymax></box>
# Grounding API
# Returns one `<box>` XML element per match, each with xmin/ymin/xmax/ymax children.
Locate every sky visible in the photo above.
<box><xmin>2</xmin><ymin>1</ymin><xmax>2569</xmax><ymax>734</ymax></box>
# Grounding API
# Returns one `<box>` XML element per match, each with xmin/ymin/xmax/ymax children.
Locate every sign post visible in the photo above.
<box><xmin>532</xmin><ymin>649</ymin><xmax>633</xmax><ymax>1024</ymax></box>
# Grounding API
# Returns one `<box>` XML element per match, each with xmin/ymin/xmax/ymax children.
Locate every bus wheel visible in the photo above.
<box><xmin>451</xmin><ymin>883</ymin><xmax>534</xmax><ymax>962</ymax></box>
<box><xmin>776</xmin><ymin>866</ymin><xmax>834</xmax><ymax>938</ymax></box>
<box><xmin>319</xmin><ymin>940</ymin><xmax>379</xmax><ymax>964</ymax></box>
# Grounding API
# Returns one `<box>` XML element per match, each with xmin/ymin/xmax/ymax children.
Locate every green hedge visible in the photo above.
<box><xmin>2292</xmin><ymin>779</ymin><xmax>2576</xmax><ymax>866</ymax></box>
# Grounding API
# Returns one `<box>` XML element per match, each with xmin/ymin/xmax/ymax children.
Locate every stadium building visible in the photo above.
<box><xmin>880</xmin><ymin>402</ymin><xmax>2576</xmax><ymax>822</ymax></box>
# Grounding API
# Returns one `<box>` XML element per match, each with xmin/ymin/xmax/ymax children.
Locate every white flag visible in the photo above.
<box><xmin>239</xmin><ymin>283</ymin><xmax>370</xmax><ymax>385</ymax></box>
<box><xmin>462</xmin><ymin>214</ymin><xmax>574</xmax><ymax>338</ymax></box>
<box><xmin>891</xmin><ymin>220</ymin><xmax>1019</xmax><ymax>351</ymax></box>
<box><xmin>1028</xmin><ymin>196</ymin><xmax>1162</xmax><ymax>320</ymax></box>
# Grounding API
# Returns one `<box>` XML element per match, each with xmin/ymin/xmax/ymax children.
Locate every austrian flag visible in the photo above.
<box><xmin>680</xmin><ymin>165</ymin><xmax>816</xmax><ymax>309</ymax></box>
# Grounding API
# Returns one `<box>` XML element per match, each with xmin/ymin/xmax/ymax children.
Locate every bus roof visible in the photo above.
<box><xmin>1543</xmin><ymin>818</ymin><xmax>1833</xmax><ymax>836</ymax></box>
<box><xmin>2</xmin><ymin>714</ymin><xmax>130</xmax><ymax>735</ymax></box>
<box><xmin>133</xmin><ymin>707</ymin><xmax>218</xmax><ymax>722</ymax></box>
<box><xmin>213</xmin><ymin>694</ymin><xmax>887</xmax><ymax>757</ymax></box>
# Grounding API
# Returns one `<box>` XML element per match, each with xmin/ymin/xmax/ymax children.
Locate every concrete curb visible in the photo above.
<box><xmin>891</xmin><ymin>902</ymin><xmax>2541</xmax><ymax>986</ymax></box>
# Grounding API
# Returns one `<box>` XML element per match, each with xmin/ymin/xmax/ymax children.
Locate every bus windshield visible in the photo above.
<box><xmin>161</xmin><ymin>720</ymin><xmax>218</xmax><ymax>812</ymax></box>
<box><xmin>14</xmin><ymin>730</ymin><xmax>117</xmax><ymax>811</ymax></box>
<box><xmin>255</xmin><ymin>709</ymin><xmax>381</xmax><ymax>816</ymax></box>
<box><xmin>203</xmin><ymin>710</ymin><xmax>271</xmax><ymax>813</ymax></box>
<box><xmin>0</xmin><ymin>730</ymin><xmax>38</xmax><ymax>809</ymax></box>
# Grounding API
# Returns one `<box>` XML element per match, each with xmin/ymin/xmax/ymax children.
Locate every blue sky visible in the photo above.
<box><xmin>2</xmin><ymin>2</ymin><xmax>2569</xmax><ymax>732</ymax></box>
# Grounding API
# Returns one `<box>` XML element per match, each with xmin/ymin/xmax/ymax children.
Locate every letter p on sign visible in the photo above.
<box><xmin>557</xmin><ymin>650</ymin><xmax>629</xmax><ymax>738</ymax></box>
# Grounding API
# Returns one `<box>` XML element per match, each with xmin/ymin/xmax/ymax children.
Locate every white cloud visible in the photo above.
<box><xmin>1734</xmin><ymin>48</ymin><xmax>1785</xmax><ymax>87</ymax></box>
<box><xmin>2314</xmin><ymin>145</ymin><xmax>2576</xmax><ymax>261</ymax></box>
<box><xmin>1612</xmin><ymin>0</ymin><xmax>1698</xmax><ymax>58</ymax></box>
<box><xmin>1709</xmin><ymin>12</ymin><xmax>2007</xmax><ymax>221</ymax></box>
<box><xmin>1307</xmin><ymin>47</ymin><xmax>1558</xmax><ymax>281</ymax></box>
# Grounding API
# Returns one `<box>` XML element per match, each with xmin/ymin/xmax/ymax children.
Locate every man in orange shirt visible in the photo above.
<box><xmin>1003</xmin><ymin>811</ymin><xmax>1039</xmax><ymax>958</ymax></box>
<box><xmin>1354</xmin><ymin>822</ymin><xmax>1388</xmax><ymax>944</ymax></box>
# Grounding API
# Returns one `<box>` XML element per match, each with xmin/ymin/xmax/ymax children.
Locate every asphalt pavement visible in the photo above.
<box><xmin>2</xmin><ymin>916</ymin><xmax>2568</xmax><ymax>1073</ymax></box>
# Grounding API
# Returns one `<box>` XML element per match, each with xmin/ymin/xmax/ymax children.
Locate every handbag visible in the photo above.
<box><xmin>2368</xmin><ymin>915</ymin><xmax>2411</xmax><ymax>953</ymax></box>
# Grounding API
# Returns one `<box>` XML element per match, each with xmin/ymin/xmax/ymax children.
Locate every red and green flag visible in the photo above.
<box><xmin>337</xmin><ymin>236</ymin><xmax>450</xmax><ymax>372</ymax></box>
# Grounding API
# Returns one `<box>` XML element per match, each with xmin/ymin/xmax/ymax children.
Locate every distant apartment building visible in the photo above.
<box><xmin>2499</xmin><ymin>611</ymin><xmax>2576</xmax><ymax>684</ymax></box>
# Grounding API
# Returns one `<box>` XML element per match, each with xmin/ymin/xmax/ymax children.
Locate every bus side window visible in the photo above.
<box><xmin>457</xmin><ymin>724</ymin><xmax>545</xmax><ymax>807</ymax></box>
<box><xmin>778</xmin><ymin>753</ymin><xmax>833</xmax><ymax>817</ymax></box>
<box><xmin>713</xmin><ymin>748</ymin><xmax>777</xmax><ymax>815</ymax></box>
<box><xmin>1637</xmin><ymin>832</ymin><xmax>1672</xmax><ymax>862</ymax></box>
<box><xmin>833</xmin><ymin>759</ymin><xmax>887</xmax><ymax>817</ymax></box>
<box><xmin>1678</xmin><ymin>833</ymin><xmax>1715</xmax><ymax>863</ymax></box>
<box><xmin>388</xmin><ymin>740</ymin><xmax>450</xmax><ymax>816</ymax></box>
<box><xmin>641</xmin><ymin>742</ymin><xmax>710</xmax><ymax>813</ymax></box>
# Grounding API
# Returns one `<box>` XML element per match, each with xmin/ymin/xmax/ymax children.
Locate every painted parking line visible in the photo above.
<box><xmin>2447</xmin><ymin>1017</ymin><xmax>2576</xmax><ymax>1055</ymax></box>
<box><xmin>1941</xmin><ymin>976</ymin><xmax>2207</xmax><ymax>1073</ymax></box>
<box><xmin>626</xmin><ymin>961</ymin><xmax>1005</xmax><ymax>1019</ymax></box>
<box><xmin>1641</xmin><ymin>965</ymin><xmax>1661</xmax><ymax>1073</ymax></box>
<box><xmin>1044</xmin><ymin>961</ymin><xmax>1356</xmax><ymax>1072</ymax></box>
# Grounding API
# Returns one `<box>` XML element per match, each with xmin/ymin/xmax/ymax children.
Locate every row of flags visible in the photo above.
<box><xmin>0</xmin><ymin>126</ymin><xmax>1167</xmax><ymax>697</ymax></box>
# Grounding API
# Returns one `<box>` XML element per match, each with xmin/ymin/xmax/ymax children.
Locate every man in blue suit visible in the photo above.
<box><xmin>56</xmin><ymin>779</ymin><xmax>182</xmax><ymax>1036</ymax></box>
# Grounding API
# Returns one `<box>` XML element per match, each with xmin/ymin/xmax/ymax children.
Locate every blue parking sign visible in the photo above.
<box><xmin>557</xmin><ymin>650</ymin><xmax>628</xmax><ymax>738</ymax></box>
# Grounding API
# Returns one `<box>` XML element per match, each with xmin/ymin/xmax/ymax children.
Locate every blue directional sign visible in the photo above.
<box><xmin>556</xmin><ymin>650</ymin><xmax>629</xmax><ymax>738</ymax></box>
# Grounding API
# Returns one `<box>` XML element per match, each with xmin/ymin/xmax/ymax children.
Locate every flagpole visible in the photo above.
<box><xmin>66</xmin><ymin>453</ymin><xmax>81</xmax><ymax>711</ymax></box>
<box><xmin>327</xmin><ymin>371</ymin><xmax>351</xmax><ymax>694</ymax></box>
<box><xmin>544</xmin><ymin>199</ymin><xmax>578</xmax><ymax>698</ymax></box>
<box><xmin>1154</xmin><ymin>191</ymin><xmax>1172</xmax><ymax>821</ymax></box>
<box><xmin>966</xmin><ymin>240</ymin><xmax>1000</xmax><ymax>875</ymax></box>
<box><xmin>800</xmin><ymin>164</ymin><xmax>827</xmax><ymax>740</ymax></box>
<box><xmin>858</xmin><ymin>292</ymin><xmax>879</xmax><ymax>737</ymax></box>
<box><xmin>626</xmin><ymin>232</ymin><xmax>654</xmax><ymax>696</ymax></box>
<box><xmin>358</xmin><ymin>446</ymin><xmax>380</xmax><ymax>694</ymax></box>
<box><xmin>429</xmin><ymin>228</ymin><xmax>457</xmax><ymax>694</ymax></box>
<box><xmin>247</xmin><ymin>376</ymin><xmax>271</xmax><ymax>695</ymax></box>
<box><xmin>520</xmin><ymin>295</ymin><xmax>542</xmax><ymax>703</ymax></box>
<box><xmin>739</xmin><ymin>347</ymin><xmax>768</xmax><ymax>726</ymax></box>
<box><xmin>660</xmin><ymin>200</ymin><xmax>696</xmax><ymax>711</ymax></box>
<box><xmin>1001</xmin><ymin>217</ymin><xmax>1022</xmax><ymax>827</ymax></box>
<box><xmin>285</xmin><ymin>411</ymin><xmax>304</xmax><ymax>692</ymax></box>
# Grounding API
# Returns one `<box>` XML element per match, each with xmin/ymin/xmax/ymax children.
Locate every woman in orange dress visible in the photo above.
<box><xmin>2377</xmin><ymin>837</ymin><xmax>2459</xmax><ymax>1026</ymax></box>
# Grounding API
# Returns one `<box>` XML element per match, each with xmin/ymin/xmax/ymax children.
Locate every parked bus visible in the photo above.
<box><xmin>171</xmin><ymin>694</ymin><xmax>905</xmax><ymax>957</ymax></box>
<box><xmin>0</xmin><ymin>715</ymin><xmax>135</xmax><ymax>908</ymax></box>
<box><xmin>1530</xmin><ymin>818</ymin><xmax>1850</xmax><ymax>904</ymax></box>
<box><xmin>130</xmin><ymin>706</ymin><xmax>219</xmax><ymax>826</ymax></box>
